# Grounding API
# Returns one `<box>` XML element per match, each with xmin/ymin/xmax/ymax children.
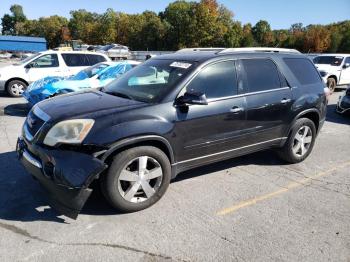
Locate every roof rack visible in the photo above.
<box><xmin>218</xmin><ymin>47</ymin><xmax>300</xmax><ymax>54</ymax></box>
<box><xmin>176</xmin><ymin>48</ymin><xmax>225</xmax><ymax>53</ymax></box>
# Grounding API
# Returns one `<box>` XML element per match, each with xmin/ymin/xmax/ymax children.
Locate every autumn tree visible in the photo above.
<box><xmin>303</xmin><ymin>25</ymin><xmax>331</xmax><ymax>52</ymax></box>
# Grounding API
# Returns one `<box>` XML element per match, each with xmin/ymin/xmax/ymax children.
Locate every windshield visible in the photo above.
<box><xmin>70</xmin><ymin>63</ymin><xmax>109</xmax><ymax>80</ymax></box>
<box><xmin>103</xmin><ymin>59</ymin><xmax>195</xmax><ymax>103</ymax></box>
<box><xmin>313</xmin><ymin>56</ymin><xmax>344</xmax><ymax>66</ymax></box>
<box><xmin>98</xmin><ymin>63</ymin><xmax>133</xmax><ymax>80</ymax></box>
<box><xmin>14</xmin><ymin>53</ymin><xmax>41</xmax><ymax>65</ymax></box>
<box><xmin>101</xmin><ymin>44</ymin><xmax>114</xmax><ymax>51</ymax></box>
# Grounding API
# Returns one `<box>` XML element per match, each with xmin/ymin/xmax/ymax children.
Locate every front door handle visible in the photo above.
<box><xmin>280</xmin><ymin>98</ymin><xmax>291</xmax><ymax>104</ymax></box>
<box><xmin>230</xmin><ymin>106</ymin><xmax>244</xmax><ymax>113</ymax></box>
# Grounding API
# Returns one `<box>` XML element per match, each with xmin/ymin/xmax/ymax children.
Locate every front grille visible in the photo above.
<box><xmin>25</xmin><ymin>110</ymin><xmax>45</xmax><ymax>137</ymax></box>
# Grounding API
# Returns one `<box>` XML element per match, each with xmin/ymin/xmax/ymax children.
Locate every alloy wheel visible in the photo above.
<box><xmin>292</xmin><ymin>125</ymin><xmax>313</xmax><ymax>157</ymax></box>
<box><xmin>11</xmin><ymin>83</ymin><xmax>25</xmax><ymax>96</ymax></box>
<box><xmin>117</xmin><ymin>156</ymin><xmax>163</xmax><ymax>203</ymax></box>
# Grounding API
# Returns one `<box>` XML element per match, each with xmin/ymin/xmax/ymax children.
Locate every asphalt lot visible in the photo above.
<box><xmin>0</xmin><ymin>80</ymin><xmax>349</xmax><ymax>261</ymax></box>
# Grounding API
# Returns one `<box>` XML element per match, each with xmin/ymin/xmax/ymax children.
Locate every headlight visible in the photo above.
<box><xmin>43</xmin><ymin>119</ymin><xmax>94</xmax><ymax>146</ymax></box>
<box><xmin>319</xmin><ymin>71</ymin><xmax>328</xmax><ymax>77</ymax></box>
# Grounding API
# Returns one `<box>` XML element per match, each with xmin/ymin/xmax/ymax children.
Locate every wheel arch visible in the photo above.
<box><xmin>5</xmin><ymin>77</ymin><xmax>29</xmax><ymax>89</ymax></box>
<box><xmin>101</xmin><ymin>135</ymin><xmax>175</xmax><ymax>166</ymax></box>
<box><xmin>327</xmin><ymin>75</ymin><xmax>337</xmax><ymax>84</ymax></box>
<box><xmin>290</xmin><ymin>109</ymin><xmax>321</xmax><ymax>134</ymax></box>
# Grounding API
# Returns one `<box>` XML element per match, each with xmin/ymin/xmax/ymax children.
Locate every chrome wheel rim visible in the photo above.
<box><xmin>292</xmin><ymin>125</ymin><xmax>312</xmax><ymax>157</ymax></box>
<box><xmin>11</xmin><ymin>83</ymin><xmax>25</xmax><ymax>96</ymax></box>
<box><xmin>118</xmin><ymin>156</ymin><xmax>163</xmax><ymax>203</ymax></box>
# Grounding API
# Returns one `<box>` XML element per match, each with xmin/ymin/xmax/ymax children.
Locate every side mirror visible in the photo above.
<box><xmin>176</xmin><ymin>91</ymin><xmax>208</xmax><ymax>106</ymax></box>
<box><xmin>343</xmin><ymin>63</ymin><xmax>350</xmax><ymax>69</ymax></box>
<box><xmin>24</xmin><ymin>63</ymin><xmax>33</xmax><ymax>69</ymax></box>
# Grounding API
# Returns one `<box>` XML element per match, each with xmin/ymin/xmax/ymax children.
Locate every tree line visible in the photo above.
<box><xmin>1</xmin><ymin>1</ymin><xmax>350</xmax><ymax>53</ymax></box>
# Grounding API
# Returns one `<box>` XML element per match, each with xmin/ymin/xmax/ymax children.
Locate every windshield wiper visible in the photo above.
<box><xmin>104</xmin><ymin>90</ymin><xmax>135</xmax><ymax>101</ymax></box>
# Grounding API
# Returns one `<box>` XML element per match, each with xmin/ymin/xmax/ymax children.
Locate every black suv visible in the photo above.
<box><xmin>17</xmin><ymin>48</ymin><xmax>327</xmax><ymax>218</ymax></box>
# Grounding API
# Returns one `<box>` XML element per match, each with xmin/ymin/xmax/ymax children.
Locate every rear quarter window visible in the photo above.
<box><xmin>87</xmin><ymin>54</ymin><xmax>107</xmax><ymax>65</ymax></box>
<box><xmin>284</xmin><ymin>58</ymin><xmax>321</xmax><ymax>85</ymax></box>
<box><xmin>62</xmin><ymin>54</ymin><xmax>90</xmax><ymax>67</ymax></box>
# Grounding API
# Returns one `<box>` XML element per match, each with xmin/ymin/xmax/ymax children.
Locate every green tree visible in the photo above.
<box><xmin>241</xmin><ymin>23</ymin><xmax>255</xmax><ymax>47</ymax></box>
<box><xmin>1</xmin><ymin>4</ymin><xmax>27</xmax><ymax>35</ymax></box>
<box><xmin>252</xmin><ymin>20</ymin><xmax>273</xmax><ymax>46</ymax></box>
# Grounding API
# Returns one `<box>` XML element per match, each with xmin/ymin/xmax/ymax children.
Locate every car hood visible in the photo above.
<box><xmin>315</xmin><ymin>64</ymin><xmax>341</xmax><ymax>73</ymax></box>
<box><xmin>36</xmin><ymin>90</ymin><xmax>147</xmax><ymax>121</ymax></box>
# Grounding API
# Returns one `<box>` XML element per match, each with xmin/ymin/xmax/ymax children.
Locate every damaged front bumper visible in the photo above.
<box><xmin>16</xmin><ymin>137</ymin><xmax>107</xmax><ymax>219</ymax></box>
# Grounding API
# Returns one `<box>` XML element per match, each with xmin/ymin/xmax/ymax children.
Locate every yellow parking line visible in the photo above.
<box><xmin>217</xmin><ymin>161</ymin><xmax>350</xmax><ymax>216</ymax></box>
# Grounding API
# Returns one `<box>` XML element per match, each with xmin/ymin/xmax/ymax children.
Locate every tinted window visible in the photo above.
<box><xmin>30</xmin><ymin>54</ymin><xmax>59</xmax><ymax>68</ymax></box>
<box><xmin>62</xmin><ymin>54</ymin><xmax>89</xmax><ymax>67</ymax></box>
<box><xmin>284</xmin><ymin>58</ymin><xmax>321</xmax><ymax>85</ymax></box>
<box><xmin>87</xmin><ymin>54</ymin><xmax>107</xmax><ymax>65</ymax></box>
<box><xmin>237</xmin><ymin>59</ymin><xmax>281</xmax><ymax>93</ymax></box>
<box><xmin>186</xmin><ymin>61</ymin><xmax>237</xmax><ymax>99</ymax></box>
<box><xmin>313</xmin><ymin>56</ymin><xmax>343</xmax><ymax>66</ymax></box>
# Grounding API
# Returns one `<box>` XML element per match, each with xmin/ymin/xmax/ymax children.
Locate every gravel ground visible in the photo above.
<box><xmin>0</xmin><ymin>76</ymin><xmax>349</xmax><ymax>261</ymax></box>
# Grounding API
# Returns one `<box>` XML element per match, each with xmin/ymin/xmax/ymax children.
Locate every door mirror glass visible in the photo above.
<box><xmin>176</xmin><ymin>91</ymin><xmax>208</xmax><ymax>106</ymax></box>
<box><xmin>343</xmin><ymin>63</ymin><xmax>350</xmax><ymax>69</ymax></box>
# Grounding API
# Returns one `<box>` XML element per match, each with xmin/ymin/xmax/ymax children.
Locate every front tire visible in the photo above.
<box><xmin>7</xmin><ymin>80</ymin><xmax>27</xmax><ymax>97</ymax></box>
<box><xmin>101</xmin><ymin>146</ymin><xmax>171</xmax><ymax>212</ymax></box>
<box><xmin>327</xmin><ymin>78</ymin><xmax>336</xmax><ymax>93</ymax></box>
<box><xmin>278</xmin><ymin>118</ymin><xmax>316</xmax><ymax>163</ymax></box>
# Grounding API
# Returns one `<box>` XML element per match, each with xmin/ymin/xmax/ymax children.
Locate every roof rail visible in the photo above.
<box><xmin>218</xmin><ymin>47</ymin><xmax>300</xmax><ymax>54</ymax></box>
<box><xmin>176</xmin><ymin>48</ymin><xmax>225</xmax><ymax>53</ymax></box>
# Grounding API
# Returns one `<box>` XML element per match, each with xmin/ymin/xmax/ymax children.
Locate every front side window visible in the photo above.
<box><xmin>185</xmin><ymin>60</ymin><xmax>237</xmax><ymax>99</ymax></box>
<box><xmin>62</xmin><ymin>54</ymin><xmax>89</xmax><ymax>67</ymax></box>
<box><xmin>104</xmin><ymin>59</ymin><xmax>195</xmax><ymax>103</ymax></box>
<box><xmin>237</xmin><ymin>59</ymin><xmax>281</xmax><ymax>93</ymax></box>
<box><xmin>29</xmin><ymin>54</ymin><xmax>59</xmax><ymax>68</ymax></box>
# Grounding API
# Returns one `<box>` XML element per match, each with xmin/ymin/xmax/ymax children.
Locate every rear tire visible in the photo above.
<box><xmin>278</xmin><ymin>118</ymin><xmax>316</xmax><ymax>163</ymax></box>
<box><xmin>6</xmin><ymin>80</ymin><xmax>27</xmax><ymax>97</ymax></box>
<box><xmin>327</xmin><ymin>78</ymin><xmax>336</xmax><ymax>93</ymax></box>
<box><xmin>101</xmin><ymin>146</ymin><xmax>171</xmax><ymax>212</ymax></box>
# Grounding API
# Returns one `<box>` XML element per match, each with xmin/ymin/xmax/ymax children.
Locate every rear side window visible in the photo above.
<box><xmin>237</xmin><ymin>59</ymin><xmax>282</xmax><ymax>93</ymax></box>
<box><xmin>284</xmin><ymin>58</ymin><xmax>321</xmax><ymax>85</ymax></box>
<box><xmin>87</xmin><ymin>54</ymin><xmax>107</xmax><ymax>65</ymax></box>
<box><xmin>62</xmin><ymin>54</ymin><xmax>89</xmax><ymax>67</ymax></box>
<box><xmin>186</xmin><ymin>60</ymin><xmax>237</xmax><ymax>99</ymax></box>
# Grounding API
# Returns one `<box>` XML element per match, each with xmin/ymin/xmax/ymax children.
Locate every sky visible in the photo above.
<box><xmin>1</xmin><ymin>0</ymin><xmax>349</xmax><ymax>29</ymax></box>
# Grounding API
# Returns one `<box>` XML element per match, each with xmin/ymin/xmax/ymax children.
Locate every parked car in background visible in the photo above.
<box><xmin>23</xmin><ymin>60</ymin><xmax>140</xmax><ymax>105</ymax></box>
<box><xmin>0</xmin><ymin>50</ymin><xmax>110</xmax><ymax>97</ymax></box>
<box><xmin>313</xmin><ymin>54</ymin><xmax>350</xmax><ymax>92</ymax></box>
<box><xmin>336</xmin><ymin>86</ymin><xmax>350</xmax><ymax>115</ymax></box>
<box><xmin>97</xmin><ymin>44</ymin><xmax>131</xmax><ymax>60</ymax></box>
<box><xmin>17</xmin><ymin>48</ymin><xmax>327</xmax><ymax>218</ymax></box>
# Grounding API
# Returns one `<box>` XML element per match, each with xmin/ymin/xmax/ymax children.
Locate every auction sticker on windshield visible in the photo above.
<box><xmin>170</xmin><ymin>62</ymin><xmax>192</xmax><ymax>69</ymax></box>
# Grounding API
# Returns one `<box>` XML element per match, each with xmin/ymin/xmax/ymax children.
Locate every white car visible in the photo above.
<box><xmin>97</xmin><ymin>44</ymin><xmax>131</xmax><ymax>60</ymax></box>
<box><xmin>314</xmin><ymin>54</ymin><xmax>350</xmax><ymax>92</ymax></box>
<box><xmin>0</xmin><ymin>50</ymin><xmax>110</xmax><ymax>97</ymax></box>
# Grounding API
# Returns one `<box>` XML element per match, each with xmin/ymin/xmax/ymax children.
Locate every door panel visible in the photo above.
<box><xmin>237</xmin><ymin>58</ymin><xmax>292</xmax><ymax>144</ymax></box>
<box><xmin>245</xmin><ymin>88</ymin><xmax>292</xmax><ymax>143</ymax></box>
<box><xmin>173</xmin><ymin>97</ymin><xmax>247</xmax><ymax>162</ymax></box>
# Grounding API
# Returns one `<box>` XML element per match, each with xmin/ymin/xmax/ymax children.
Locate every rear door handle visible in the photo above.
<box><xmin>280</xmin><ymin>98</ymin><xmax>291</xmax><ymax>104</ymax></box>
<box><xmin>230</xmin><ymin>106</ymin><xmax>244</xmax><ymax>113</ymax></box>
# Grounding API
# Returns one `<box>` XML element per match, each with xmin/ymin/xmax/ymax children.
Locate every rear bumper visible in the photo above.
<box><xmin>17</xmin><ymin>137</ymin><xmax>107</xmax><ymax>219</ymax></box>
